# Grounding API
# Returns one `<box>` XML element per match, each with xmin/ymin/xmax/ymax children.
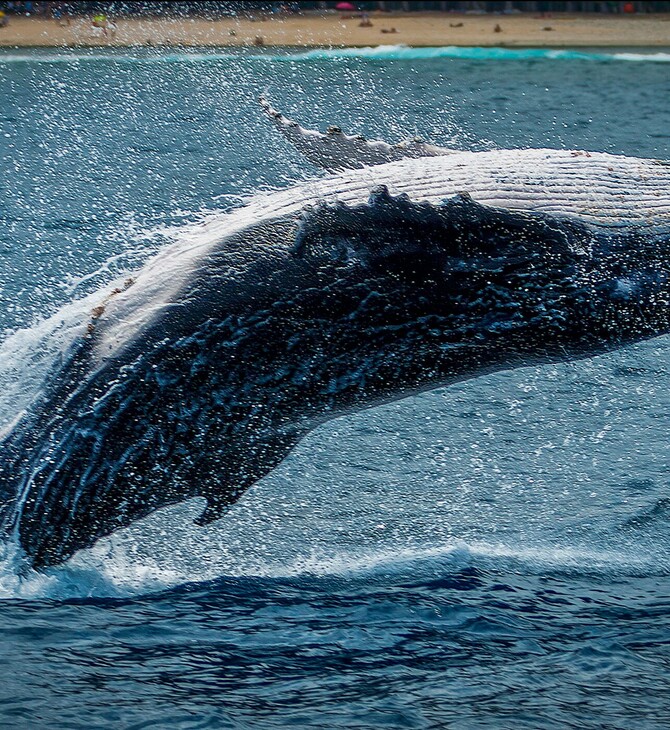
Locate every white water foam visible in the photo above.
<box><xmin>0</xmin><ymin>294</ymin><xmax>97</xmax><ymax>434</ymax></box>
<box><xmin>2</xmin><ymin>47</ymin><xmax>670</xmax><ymax>65</ymax></box>
<box><xmin>296</xmin><ymin>46</ymin><xmax>670</xmax><ymax>63</ymax></box>
<box><xmin>0</xmin><ymin>532</ymin><xmax>660</xmax><ymax>601</ymax></box>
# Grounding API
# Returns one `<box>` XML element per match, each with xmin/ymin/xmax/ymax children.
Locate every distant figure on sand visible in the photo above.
<box><xmin>92</xmin><ymin>13</ymin><xmax>108</xmax><ymax>35</ymax></box>
<box><xmin>53</xmin><ymin>4</ymin><xmax>70</xmax><ymax>26</ymax></box>
<box><xmin>0</xmin><ymin>10</ymin><xmax>7</xmax><ymax>28</ymax></box>
<box><xmin>91</xmin><ymin>12</ymin><xmax>116</xmax><ymax>38</ymax></box>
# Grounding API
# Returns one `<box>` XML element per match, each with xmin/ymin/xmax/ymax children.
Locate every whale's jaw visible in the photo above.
<box><xmin>2</xmin><ymin>168</ymin><xmax>670</xmax><ymax>569</ymax></box>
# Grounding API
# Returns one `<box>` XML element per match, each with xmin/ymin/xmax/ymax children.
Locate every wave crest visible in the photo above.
<box><xmin>2</xmin><ymin>47</ymin><xmax>670</xmax><ymax>65</ymax></box>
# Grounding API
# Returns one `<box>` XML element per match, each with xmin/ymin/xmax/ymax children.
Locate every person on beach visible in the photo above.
<box><xmin>0</xmin><ymin>10</ymin><xmax>7</xmax><ymax>28</ymax></box>
<box><xmin>92</xmin><ymin>12</ymin><xmax>116</xmax><ymax>38</ymax></box>
<box><xmin>92</xmin><ymin>12</ymin><xmax>107</xmax><ymax>31</ymax></box>
<box><xmin>52</xmin><ymin>3</ymin><xmax>70</xmax><ymax>26</ymax></box>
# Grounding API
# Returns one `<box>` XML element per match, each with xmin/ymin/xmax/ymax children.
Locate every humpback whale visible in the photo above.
<box><xmin>1</xmin><ymin>103</ymin><xmax>669</xmax><ymax>569</ymax></box>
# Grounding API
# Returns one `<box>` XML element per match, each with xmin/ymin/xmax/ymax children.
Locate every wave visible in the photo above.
<box><xmin>0</xmin><ymin>535</ymin><xmax>662</xmax><ymax>601</ymax></box>
<box><xmin>294</xmin><ymin>46</ymin><xmax>670</xmax><ymax>62</ymax></box>
<box><xmin>2</xmin><ymin>46</ymin><xmax>670</xmax><ymax>65</ymax></box>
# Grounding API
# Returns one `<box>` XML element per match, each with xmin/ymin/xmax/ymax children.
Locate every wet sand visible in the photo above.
<box><xmin>0</xmin><ymin>12</ymin><xmax>669</xmax><ymax>49</ymax></box>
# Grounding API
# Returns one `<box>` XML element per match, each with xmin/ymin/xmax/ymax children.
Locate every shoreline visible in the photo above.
<box><xmin>0</xmin><ymin>13</ymin><xmax>669</xmax><ymax>49</ymax></box>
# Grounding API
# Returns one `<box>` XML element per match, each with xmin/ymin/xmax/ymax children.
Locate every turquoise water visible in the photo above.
<box><xmin>1</xmin><ymin>46</ymin><xmax>670</xmax><ymax>728</ymax></box>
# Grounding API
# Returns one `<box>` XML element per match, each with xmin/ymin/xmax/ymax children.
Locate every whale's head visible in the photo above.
<box><xmin>291</xmin><ymin>186</ymin><xmax>670</xmax><ymax>401</ymax></box>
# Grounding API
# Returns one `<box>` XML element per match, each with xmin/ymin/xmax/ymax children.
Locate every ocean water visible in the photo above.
<box><xmin>1</xmin><ymin>45</ymin><xmax>670</xmax><ymax>729</ymax></box>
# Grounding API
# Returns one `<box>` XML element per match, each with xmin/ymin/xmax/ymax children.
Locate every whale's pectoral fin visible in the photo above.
<box><xmin>193</xmin><ymin>430</ymin><xmax>304</xmax><ymax>527</ymax></box>
<box><xmin>259</xmin><ymin>96</ymin><xmax>457</xmax><ymax>171</ymax></box>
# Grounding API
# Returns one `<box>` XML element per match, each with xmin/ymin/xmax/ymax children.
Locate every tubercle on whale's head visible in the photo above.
<box><xmin>283</xmin><ymin>188</ymin><xmax>589</xmax><ymax>390</ymax></box>
<box><xmin>289</xmin><ymin>185</ymin><xmax>670</xmax><ymax>379</ymax></box>
<box><xmin>293</xmin><ymin>185</ymin><xmax>586</xmax><ymax>266</ymax></box>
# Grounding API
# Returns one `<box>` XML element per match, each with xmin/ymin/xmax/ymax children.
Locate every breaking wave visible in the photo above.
<box><xmin>294</xmin><ymin>46</ymin><xmax>670</xmax><ymax>62</ymax></box>
<box><xmin>2</xmin><ymin>46</ymin><xmax>670</xmax><ymax>65</ymax></box>
<box><xmin>0</xmin><ymin>535</ymin><xmax>660</xmax><ymax>601</ymax></box>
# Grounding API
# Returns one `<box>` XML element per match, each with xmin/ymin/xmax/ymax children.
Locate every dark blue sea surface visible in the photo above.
<box><xmin>1</xmin><ymin>46</ymin><xmax>670</xmax><ymax>728</ymax></box>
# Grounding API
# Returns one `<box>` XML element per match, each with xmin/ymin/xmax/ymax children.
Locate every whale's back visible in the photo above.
<box><xmin>97</xmin><ymin>149</ymin><xmax>670</xmax><ymax>361</ymax></box>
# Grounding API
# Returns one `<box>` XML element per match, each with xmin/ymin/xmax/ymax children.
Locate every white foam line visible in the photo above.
<box><xmin>3</xmin><ymin>48</ymin><xmax>670</xmax><ymax>66</ymax></box>
<box><xmin>0</xmin><ymin>537</ymin><xmax>660</xmax><ymax>600</ymax></box>
<box><xmin>268</xmin><ymin>540</ymin><xmax>656</xmax><ymax>579</ymax></box>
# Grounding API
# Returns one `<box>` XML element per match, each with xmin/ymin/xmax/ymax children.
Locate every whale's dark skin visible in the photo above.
<box><xmin>1</xmin><ymin>189</ymin><xmax>670</xmax><ymax>568</ymax></box>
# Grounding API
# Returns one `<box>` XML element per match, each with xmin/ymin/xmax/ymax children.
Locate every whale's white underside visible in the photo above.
<box><xmin>97</xmin><ymin>149</ymin><xmax>670</xmax><ymax>362</ymax></box>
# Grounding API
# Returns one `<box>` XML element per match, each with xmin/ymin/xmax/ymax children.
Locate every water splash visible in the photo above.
<box><xmin>0</xmin><ymin>296</ymin><xmax>94</xmax><ymax>433</ymax></box>
<box><xmin>0</xmin><ymin>530</ymin><xmax>661</xmax><ymax>601</ymax></box>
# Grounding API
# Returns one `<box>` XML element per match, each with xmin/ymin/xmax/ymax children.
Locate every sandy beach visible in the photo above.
<box><xmin>0</xmin><ymin>12</ymin><xmax>669</xmax><ymax>48</ymax></box>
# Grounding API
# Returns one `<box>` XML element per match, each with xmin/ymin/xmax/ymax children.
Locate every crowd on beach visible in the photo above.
<box><xmin>1</xmin><ymin>1</ymin><xmax>670</xmax><ymax>19</ymax></box>
<box><xmin>0</xmin><ymin>0</ymin><xmax>668</xmax><ymax>47</ymax></box>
